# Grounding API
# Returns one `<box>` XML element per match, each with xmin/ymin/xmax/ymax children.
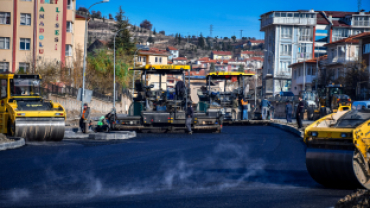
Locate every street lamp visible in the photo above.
<box><xmin>113</xmin><ymin>28</ymin><xmax>125</xmax><ymax>112</ymax></box>
<box><xmin>80</xmin><ymin>0</ymin><xmax>110</xmax><ymax>116</ymax></box>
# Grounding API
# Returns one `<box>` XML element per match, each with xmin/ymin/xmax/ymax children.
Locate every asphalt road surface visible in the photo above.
<box><xmin>0</xmin><ymin>126</ymin><xmax>353</xmax><ymax>208</ymax></box>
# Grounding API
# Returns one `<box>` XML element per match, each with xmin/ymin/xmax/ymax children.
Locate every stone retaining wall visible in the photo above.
<box><xmin>47</xmin><ymin>94</ymin><xmax>132</xmax><ymax>117</ymax></box>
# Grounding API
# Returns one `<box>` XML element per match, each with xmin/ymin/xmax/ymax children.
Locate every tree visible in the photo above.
<box><xmin>223</xmin><ymin>37</ymin><xmax>229</xmax><ymax>40</ymax></box>
<box><xmin>210</xmin><ymin>63</ymin><xmax>216</xmax><ymax>72</ymax></box>
<box><xmin>153</xmin><ymin>28</ymin><xmax>156</xmax><ymax>35</ymax></box>
<box><xmin>147</xmin><ymin>37</ymin><xmax>154</xmax><ymax>43</ymax></box>
<box><xmin>77</xmin><ymin>7</ymin><xmax>89</xmax><ymax>13</ymax></box>
<box><xmin>140</xmin><ymin>19</ymin><xmax>153</xmax><ymax>30</ymax></box>
<box><xmin>178</xmin><ymin>33</ymin><xmax>181</xmax><ymax>45</ymax></box>
<box><xmin>198</xmin><ymin>33</ymin><xmax>205</xmax><ymax>49</ymax></box>
<box><xmin>159</xmin><ymin>30</ymin><xmax>165</xmax><ymax>35</ymax></box>
<box><xmin>109</xmin><ymin>13</ymin><xmax>113</xmax><ymax>20</ymax></box>
<box><xmin>344</xmin><ymin>62</ymin><xmax>370</xmax><ymax>99</ymax></box>
<box><xmin>111</xmin><ymin>6</ymin><xmax>135</xmax><ymax>54</ymax></box>
<box><xmin>238</xmin><ymin>65</ymin><xmax>245</xmax><ymax>72</ymax></box>
<box><xmin>231</xmin><ymin>36</ymin><xmax>236</xmax><ymax>43</ymax></box>
<box><xmin>91</xmin><ymin>11</ymin><xmax>102</xmax><ymax>18</ymax></box>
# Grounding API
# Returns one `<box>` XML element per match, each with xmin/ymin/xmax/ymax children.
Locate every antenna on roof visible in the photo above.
<box><xmin>358</xmin><ymin>0</ymin><xmax>362</xmax><ymax>12</ymax></box>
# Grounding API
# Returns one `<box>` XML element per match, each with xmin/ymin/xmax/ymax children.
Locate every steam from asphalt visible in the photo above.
<box><xmin>5</xmin><ymin>140</ymin><xmax>271</xmax><ymax>203</ymax></box>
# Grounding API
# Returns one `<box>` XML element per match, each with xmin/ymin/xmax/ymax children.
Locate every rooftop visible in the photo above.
<box><xmin>212</xmin><ymin>51</ymin><xmax>232</xmax><ymax>55</ymax></box>
<box><xmin>323</xmin><ymin>32</ymin><xmax>369</xmax><ymax>46</ymax></box>
<box><xmin>167</xmin><ymin>46</ymin><xmax>178</xmax><ymax>51</ymax></box>
<box><xmin>289</xmin><ymin>55</ymin><xmax>328</xmax><ymax>68</ymax></box>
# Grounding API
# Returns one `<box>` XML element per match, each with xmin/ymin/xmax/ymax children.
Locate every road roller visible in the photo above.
<box><xmin>111</xmin><ymin>64</ymin><xmax>223</xmax><ymax>133</ymax></box>
<box><xmin>0</xmin><ymin>74</ymin><xmax>66</xmax><ymax>141</ymax></box>
<box><xmin>304</xmin><ymin>106</ymin><xmax>370</xmax><ymax>189</ymax></box>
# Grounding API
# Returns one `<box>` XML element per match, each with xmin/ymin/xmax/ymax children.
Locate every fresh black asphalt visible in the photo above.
<box><xmin>0</xmin><ymin>126</ymin><xmax>353</xmax><ymax>207</ymax></box>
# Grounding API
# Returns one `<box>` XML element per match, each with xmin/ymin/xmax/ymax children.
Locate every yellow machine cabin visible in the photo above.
<box><xmin>0</xmin><ymin>74</ymin><xmax>66</xmax><ymax>141</ymax></box>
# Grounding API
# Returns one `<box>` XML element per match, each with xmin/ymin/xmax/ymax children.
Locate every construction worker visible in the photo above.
<box><xmin>80</xmin><ymin>103</ymin><xmax>91</xmax><ymax>133</ymax></box>
<box><xmin>261</xmin><ymin>98</ymin><xmax>271</xmax><ymax>120</ymax></box>
<box><xmin>297</xmin><ymin>96</ymin><xmax>305</xmax><ymax>129</ymax></box>
<box><xmin>241</xmin><ymin>98</ymin><xmax>249</xmax><ymax>120</ymax></box>
<box><xmin>286</xmin><ymin>101</ymin><xmax>293</xmax><ymax>123</ymax></box>
<box><xmin>186</xmin><ymin>101</ymin><xmax>193</xmax><ymax>134</ymax></box>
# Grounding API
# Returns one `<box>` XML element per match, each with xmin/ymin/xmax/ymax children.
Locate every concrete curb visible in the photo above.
<box><xmin>88</xmin><ymin>131</ymin><xmax>137</xmax><ymax>140</ymax></box>
<box><xmin>0</xmin><ymin>138</ymin><xmax>25</xmax><ymax>151</ymax></box>
<box><xmin>269</xmin><ymin>122</ymin><xmax>304</xmax><ymax>138</ymax></box>
<box><xmin>64</xmin><ymin>130</ymin><xmax>137</xmax><ymax>140</ymax></box>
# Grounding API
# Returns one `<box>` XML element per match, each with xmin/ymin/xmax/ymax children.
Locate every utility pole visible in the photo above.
<box><xmin>210</xmin><ymin>25</ymin><xmax>213</xmax><ymax>37</ymax></box>
<box><xmin>240</xmin><ymin>30</ymin><xmax>243</xmax><ymax>39</ymax></box>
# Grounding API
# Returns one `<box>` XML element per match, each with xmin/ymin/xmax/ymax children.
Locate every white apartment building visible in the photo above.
<box><xmin>260</xmin><ymin>10</ymin><xmax>370</xmax><ymax>95</ymax></box>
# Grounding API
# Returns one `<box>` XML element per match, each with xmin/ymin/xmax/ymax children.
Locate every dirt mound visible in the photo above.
<box><xmin>336</xmin><ymin>189</ymin><xmax>370</xmax><ymax>208</ymax></box>
<box><xmin>0</xmin><ymin>133</ymin><xmax>11</xmax><ymax>143</ymax></box>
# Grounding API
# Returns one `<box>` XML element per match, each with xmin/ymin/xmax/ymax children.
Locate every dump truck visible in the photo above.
<box><xmin>0</xmin><ymin>74</ymin><xmax>66</xmax><ymax>141</ymax></box>
<box><xmin>197</xmin><ymin>72</ymin><xmax>255</xmax><ymax>124</ymax></box>
<box><xmin>304</xmin><ymin>106</ymin><xmax>370</xmax><ymax>189</ymax></box>
<box><xmin>111</xmin><ymin>64</ymin><xmax>223</xmax><ymax>133</ymax></box>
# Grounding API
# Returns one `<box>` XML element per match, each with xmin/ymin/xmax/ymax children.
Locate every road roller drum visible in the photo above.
<box><xmin>11</xmin><ymin>118</ymin><xmax>65</xmax><ymax>141</ymax></box>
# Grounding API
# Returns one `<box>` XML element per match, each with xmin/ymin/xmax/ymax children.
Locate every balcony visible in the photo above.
<box><xmin>274</xmin><ymin>71</ymin><xmax>292</xmax><ymax>79</ymax></box>
<box><xmin>297</xmin><ymin>53</ymin><xmax>313</xmax><ymax>60</ymax></box>
<box><xmin>353</xmin><ymin>20</ymin><xmax>370</xmax><ymax>27</ymax></box>
<box><xmin>261</xmin><ymin>17</ymin><xmax>317</xmax><ymax>28</ymax></box>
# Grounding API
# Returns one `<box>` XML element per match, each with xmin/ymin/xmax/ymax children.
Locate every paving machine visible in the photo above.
<box><xmin>112</xmin><ymin>64</ymin><xmax>223</xmax><ymax>133</ymax></box>
<box><xmin>0</xmin><ymin>74</ymin><xmax>66</xmax><ymax>141</ymax></box>
<box><xmin>304</xmin><ymin>107</ymin><xmax>370</xmax><ymax>189</ymax></box>
<box><xmin>198</xmin><ymin>72</ymin><xmax>255</xmax><ymax>123</ymax></box>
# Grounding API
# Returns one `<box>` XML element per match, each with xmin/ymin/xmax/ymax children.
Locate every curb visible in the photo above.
<box><xmin>0</xmin><ymin>138</ymin><xmax>25</xmax><ymax>151</ymax></box>
<box><xmin>269</xmin><ymin>122</ymin><xmax>304</xmax><ymax>138</ymax></box>
<box><xmin>88</xmin><ymin>131</ymin><xmax>137</xmax><ymax>140</ymax></box>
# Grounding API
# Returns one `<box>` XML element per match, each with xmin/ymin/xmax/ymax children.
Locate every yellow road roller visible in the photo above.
<box><xmin>0</xmin><ymin>74</ymin><xmax>66</xmax><ymax>141</ymax></box>
<box><xmin>304</xmin><ymin>106</ymin><xmax>370</xmax><ymax>189</ymax></box>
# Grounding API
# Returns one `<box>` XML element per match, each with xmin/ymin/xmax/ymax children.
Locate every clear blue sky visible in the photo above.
<box><xmin>77</xmin><ymin>0</ymin><xmax>370</xmax><ymax>39</ymax></box>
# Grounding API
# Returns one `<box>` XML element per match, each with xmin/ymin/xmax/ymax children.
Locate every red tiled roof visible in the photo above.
<box><xmin>324</xmin><ymin>33</ymin><xmax>366</xmax><ymax>46</ymax></box>
<box><xmin>173</xmin><ymin>57</ymin><xmax>188</xmax><ymax>61</ymax></box>
<box><xmin>167</xmin><ymin>46</ymin><xmax>178</xmax><ymax>51</ymax></box>
<box><xmin>139</xmin><ymin>48</ymin><xmax>170</xmax><ymax>56</ymax></box>
<box><xmin>250</xmin><ymin>57</ymin><xmax>264</xmax><ymax>62</ymax></box>
<box><xmin>203</xmin><ymin>60</ymin><xmax>218</xmax><ymax>63</ymax></box>
<box><xmin>323</xmin><ymin>11</ymin><xmax>369</xmax><ymax>18</ymax></box>
<box><xmin>332</xmin><ymin>20</ymin><xmax>351</xmax><ymax>27</ymax></box>
<box><xmin>241</xmin><ymin>51</ymin><xmax>254</xmax><ymax>55</ymax></box>
<box><xmin>353</xmin><ymin>32</ymin><xmax>370</xmax><ymax>39</ymax></box>
<box><xmin>198</xmin><ymin>57</ymin><xmax>210</xmax><ymax>62</ymax></box>
<box><xmin>289</xmin><ymin>55</ymin><xmax>327</xmax><ymax>68</ymax></box>
<box><xmin>212</xmin><ymin>51</ymin><xmax>232</xmax><ymax>55</ymax></box>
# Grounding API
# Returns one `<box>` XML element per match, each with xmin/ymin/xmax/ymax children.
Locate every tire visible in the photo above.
<box><xmin>7</xmin><ymin>120</ymin><xmax>15</xmax><ymax>137</ymax></box>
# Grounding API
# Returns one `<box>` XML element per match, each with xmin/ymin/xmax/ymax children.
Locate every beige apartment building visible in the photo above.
<box><xmin>0</xmin><ymin>0</ymin><xmax>85</xmax><ymax>73</ymax></box>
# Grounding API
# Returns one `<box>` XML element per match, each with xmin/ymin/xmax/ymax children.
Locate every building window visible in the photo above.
<box><xmin>0</xmin><ymin>37</ymin><xmax>10</xmax><ymax>49</ymax></box>
<box><xmin>65</xmin><ymin>45</ymin><xmax>72</xmax><ymax>56</ymax></box>
<box><xmin>19</xmin><ymin>62</ymin><xmax>29</xmax><ymax>73</ymax></box>
<box><xmin>298</xmin><ymin>43</ymin><xmax>312</xmax><ymax>59</ymax></box>
<box><xmin>159</xmin><ymin>57</ymin><xmax>162</xmax><ymax>63</ymax></box>
<box><xmin>333</xmin><ymin>28</ymin><xmax>349</xmax><ymax>42</ymax></box>
<box><xmin>0</xmin><ymin>12</ymin><xmax>11</xmax><ymax>25</ymax></box>
<box><xmin>299</xmin><ymin>27</ymin><xmax>313</xmax><ymax>42</ymax></box>
<box><xmin>281</xmin><ymin>26</ymin><xmax>292</xmax><ymax>38</ymax></box>
<box><xmin>280</xmin><ymin>44</ymin><xmax>292</xmax><ymax>56</ymax></box>
<box><xmin>0</xmin><ymin>79</ymin><xmax>7</xmax><ymax>98</ymax></box>
<box><xmin>0</xmin><ymin>62</ymin><xmax>9</xmax><ymax>72</ymax></box>
<box><xmin>67</xmin><ymin>0</ymin><xmax>72</xmax><ymax>10</ymax></box>
<box><xmin>364</xmin><ymin>44</ymin><xmax>370</xmax><ymax>54</ymax></box>
<box><xmin>20</xmin><ymin>38</ymin><xmax>31</xmax><ymax>50</ymax></box>
<box><xmin>66</xmin><ymin>21</ymin><xmax>72</xmax><ymax>33</ymax></box>
<box><xmin>279</xmin><ymin>61</ymin><xmax>291</xmax><ymax>74</ymax></box>
<box><xmin>20</xmin><ymin>13</ymin><xmax>31</xmax><ymax>26</ymax></box>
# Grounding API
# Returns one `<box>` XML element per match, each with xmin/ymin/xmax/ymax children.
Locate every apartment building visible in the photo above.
<box><xmin>260</xmin><ymin>10</ymin><xmax>370</xmax><ymax>95</ymax></box>
<box><xmin>211</xmin><ymin>51</ymin><xmax>232</xmax><ymax>60</ymax></box>
<box><xmin>0</xmin><ymin>0</ymin><xmax>84</xmax><ymax>73</ymax></box>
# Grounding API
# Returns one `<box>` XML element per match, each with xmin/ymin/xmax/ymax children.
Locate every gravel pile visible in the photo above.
<box><xmin>336</xmin><ymin>189</ymin><xmax>370</xmax><ymax>208</ymax></box>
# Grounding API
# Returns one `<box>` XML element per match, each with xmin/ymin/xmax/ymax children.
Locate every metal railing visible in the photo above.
<box><xmin>44</xmin><ymin>84</ymin><xmax>132</xmax><ymax>102</ymax></box>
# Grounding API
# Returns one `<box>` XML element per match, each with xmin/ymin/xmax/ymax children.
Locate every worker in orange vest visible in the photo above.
<box><xmin>241</xmin><ymin>98</ymin><xmax>249</xmax><ymax>120</ymax></box>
